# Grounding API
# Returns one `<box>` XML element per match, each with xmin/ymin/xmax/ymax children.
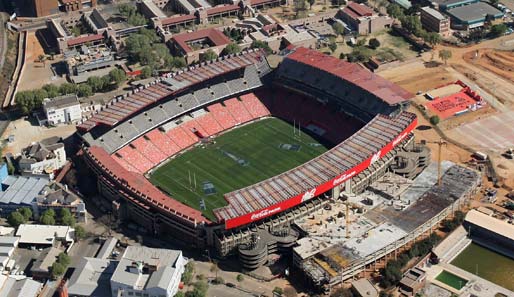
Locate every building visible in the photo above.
<box><xmin>0</xmin><ymin>176</ymin><xmax>49</xmax><ymax>214</ymax></box>
<box><xmin>351</xmin><ymin>279</ymin><xmax>378</xmax><ymax>297</ymax></box>
<box><xmin>15</xmin><ymin>224</ymin><xmax>75</xmax><ymax>248</ymax></box>
<box><xmin>431</xmin><ymin>0</ymin><xmax>478</xmax><ymax>11</ymax></box>
<box><xmin>35</xmin><ymin>182</ymin><xmax>87</xmax><ymax>223</ymax></box>
<box><xmin>399</xmin><ymin>267</ymin><xmax>426</xmax><ymax>296</ymax></box>
<box><xmin>446</xmin><ymin>2</ymin><xmax>504</xmax><ymax>30</ymax></box>
<box><xmin>0</xmin><ymin>277</ymin><xmax>42</xmax><ymax>297</ymax></box>
<box><xmin>463</xmin><ymin>209</ymin><xmax>514</xmax><ymax>251</ymax></box>
<box><xmin>336</xmin><ymin>2</ymin><xmax>393</xmax><ymax>35</ymax></box>
<box><xmin>43</xmin><ymin>94</ymin><xmax>82</xmax><ymax>125</ymax></box>
<box><xmin>110</xmin><ymin>246</ymin><xmax>185</xmax><ymax>297</ymax></box>
<box><xmin>19</xmin><ymin>137</ymin><xmax>66</xmax><ymax>179</ymax></box>
<box><xmin>64</xmin><ymin>46</ymin><xmax>116</xmax><ymax>83</ymax></box>
<box><xmin>31</xmin><ymin>247</ymin><xmax>63</xmax><ymax>280</ymax></box>
<box><xmin>21</xmin><ymin>0</ymin><xmax>97</xmax><ymax>17</ymax></box>
<box><xmin>67</xmin><ymin>257</ymin><xmax>116</xmax><ymax>297</ymax></box>
<box><xmin>420</xmin><ymin>7</ymin><xmax>451</xmax><ymax>37</ymax></box>
<box><xmin>168</xmin><ymin>28</ymin><xmax>231</xmax><ymax>63</ymax></box>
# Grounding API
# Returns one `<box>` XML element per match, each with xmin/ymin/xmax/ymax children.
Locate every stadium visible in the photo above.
<box><xmin>78</xmin><ymin>47</ymin><xmax>426</xmax><ymax>268</ymax></box>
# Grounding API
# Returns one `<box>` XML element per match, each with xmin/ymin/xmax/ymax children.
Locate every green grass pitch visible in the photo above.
<box><xmin>149</xmin><ymin>118</ymin><xmax>330</xmax><ymax>220</ymax></box>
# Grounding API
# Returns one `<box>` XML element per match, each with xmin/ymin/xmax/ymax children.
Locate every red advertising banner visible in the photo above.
<box><xmin>224</xmin><ymin>117</ymin><xmax>418</xmax><ymax>229</ymax></box>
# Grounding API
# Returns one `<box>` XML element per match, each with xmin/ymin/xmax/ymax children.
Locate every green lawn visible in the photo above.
<box><xmin>149</xmin><ymin>118</ymin><xmax>329</xmax><ymax>220</ymax></box>
<box><xmin>435</xmin><ymin>270</ymin><xmax>468</xmax><ymax>290</ymax></box>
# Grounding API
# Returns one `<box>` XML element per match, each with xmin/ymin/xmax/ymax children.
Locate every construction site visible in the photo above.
<box><xmin>292</xmin><ymin>161</ymin><xmax>481</xmax><ymax>290</ymax></box>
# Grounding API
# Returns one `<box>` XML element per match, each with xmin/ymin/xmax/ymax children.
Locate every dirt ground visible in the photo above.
<box><xmin>463</xmin><ymin>49</ymin><xmax>514</xmax><ymax>85</ymax></box>
<box><xmin>17</xmin><ymin>31</ymin><xmax>67</xmax><ymax>91</ymax></box>
<box><xmin>379</xmin><ymin>35</ymin><xmax>514</xmax><ymax>195</ymax></box>
<box><xmin>1</xmin><ymin>118</ymin><xmax>76</xmax><ymax>156</ymax></box>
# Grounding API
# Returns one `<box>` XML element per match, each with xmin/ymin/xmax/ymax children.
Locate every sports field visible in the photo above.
<box><xmin>149</xmin><ymin>118</ymin><xmax>330</xmax><ymax>220</ymax></box>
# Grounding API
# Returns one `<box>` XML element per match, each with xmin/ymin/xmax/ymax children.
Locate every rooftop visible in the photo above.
<box><xmin>31</xmin><ymin>247</ymin><xmax>62</xmax><ymax>274</ymax></box>
<box><xmin>465</xmin><ymin>209</ymin><xmax>514</xmax><ymax>240</ymax></box>
<box><xmin>352</xmin><ymin>279</ymin><xmax>378</xmax><ymax>297</ymax></box>
<box><xmin>284</xmin><ymin>47</ymin><xmax>412</xmax><ymax>105</ymax></box>
<box><xmin>171</xmin><ymin>28</ymin><xmax>230</xmax><ymax>53</ymax></box>
<box><xmin>67</xmin><ymin>257</ymin><xmax>116</xmax><ymax>297</ymax></box>
<box><xmin>111</xmin><ymin>246</ymin><xmax>182</xmax><ymax>291</ymax></box>
<box><xmin>447</xmin><ymin>2</ymin><xmax>503</xmax><ymax>22</ymax></box>
<box><xmin>67</xmin><ymin>34</ymin><xmax>104</xmax><ymax>47</ymax></box>
<box><xmin>0</xmin><ymin>176</ymin><xmax>49</xmax><ymax>206</ymax></box>
<box><xmin>15</xmin><ymin>224</ymin><xmax>74</xmax><ymax>245</ymax></box>
<box><xmin>421</xmin><ymin>6</ymin><xmax>448</xmax><ymax>20</ymax></box>
<box><xmin>342</xmin><ymin>2</ymin><xmax>375</xmax><ymax>20</ymax></box>
<box><xmin>43</xmin><ymin>94</ymin><xmax>79</xmax><ymax>110</ymax></box>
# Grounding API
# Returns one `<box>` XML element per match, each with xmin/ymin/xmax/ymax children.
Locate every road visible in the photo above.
<box><xmin>0</xmin><ymin>12</ymin><xmax>7</xmax><ymax>70</ymax></box>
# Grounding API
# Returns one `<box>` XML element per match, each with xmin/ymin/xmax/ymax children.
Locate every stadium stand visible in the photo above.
<box><xmin>208</xmin><ymin>103</ymin><xmax>238</xmax><ymax>130</ymax></box>
<box><xmin>225</xmin><ymin>98</ymin><xmax>254</xmax><ymax>123</ymax></box>
<box><xmin>78</xmin><ymin>49</ymin><xmax>270</xmax><ymax>132</ymax></box>
<box><xmin>275</xmin><ymin>47</ymin><xmax>411</xmax><ymax>122</ymax></box>
<box><xmin>80</xmin><ymin>47</ymin><xmax>416</xmax><ymax>253</ymax></box>
<box><xmin>213</xmin><ymin>111</ymin><xmax>417</xmax><ymax>228</ymax></box>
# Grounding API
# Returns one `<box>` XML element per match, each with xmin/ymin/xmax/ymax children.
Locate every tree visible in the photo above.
<box><xmin>438</xmin><ymin>49</ymin><xmax>452</xmax><ymax>65</ymax></box>
<box><xmin>430</xmin><ymin>115</ymin><xmax>440</xmax><ymax>126</ymax></box>
<box><xmin>490</xmin><ymin>23</ymin><xmax>508</xmax><ymax>38</ymax></box>
<box><xmin>75</xmin><ymin>225</ymin><xmax>86</xmax><ymax>240</ymax></box>
<box><xmin>251</xmin><ymin>40</ymin><xmax>272</xmax><ymax>55</ymax></box>
<box><xmin>87</xmin><ymin>76</ymin><xmax>106</xmax><ymax>92</ymax></box>
<box><xmin>339</xmin><ymin>52</ymin><xmax>346</xmax><ymax>59</ymax></box>
<box><xmin>60</xmin><ymin>208</ymin><xmax>76</xmax><ymax>227</ymax></box>
<box><xmin>308</xmin><ymin>0</ymin><xmax>315</xmax><ymax>8</ymax></box>
<box><xmin>332</xmin><ymin>22</ymin><xmax>345</xmax><ymax>36</ymax></box>
<box><xmin>59</xmin><ymin>83</ymin><xmax>77</xmax><ymax>95</ymax></box>
<box><xmin>182</xmin><ymin>262</ymin><xmax>195</xmax><ymax>285</ymax></box>
<box><xmin>51</xmin><ymin>262</ymin><xmax>66</xmax><ymax>279</ymax></box>
<box><xmin>171</xmin><ymin>56</ymin><xmax>186</xmax><ymax>69</ymax></box>
<box><xmin>58</xmin><ymin>252</ymin><xmax>71</xmax><ymax>267</ymax></box>
<box><xmin>236</xmin><ymin>274</ymin><xmax>244</xmax><ymax>282</ymax></box>
<box><xmin>175</xmin><ymin>292</ymin><xmax>185</xmax><ymax>297</ymax></box>
<box><xmin>200</xmin><ymin>50</ymin><xmax>218</xmax><ymax>62</ymax></box>
<box><xmin>43</xmin><ymin>84</ymin><xmax>60</xmax><ymax>98</ymax></box>
<box><xmin>40</xmin><ymin>209</ymin><xmax>56</xmax><ymax>225</ymax></box>
<box><xmin>222</xmin><ymin>43</ymin><xmax>241</xmax><ymax>56</ymax></box>
<box><xmin>328</xmin><ymin>42</ymin><xmax>337</xmax><ymax>53</ymax></box>
<box><xmin>369</xmin><ymin>38</ymin><xmax>381</xmax><ymax>49</ymax></box>
<box><xmin>77</xmin><ymin>84</ymin><xmax>93</xmax><ymax>98</ymax></box>
<box><xmin>423</xmin><ymin>32</ymin><xmax>441</xmax><ymax>48</ymax></box>
<box><xmin>401</xmin><ymin>15</ymin><xmax>423</xmax><ymax>36</ymax></box>
<box><xmin>19</xmin><ymin>207</ymin><xmax>32</xmax><ymax>221</ymax></box>
<box><xmin>273</xmin><ymin>287</ymin><xmax>284</xmax><ymax>296</ymax></box>
<box><xmin>140</xmin><ymin>66</ymin><xmax>153</xmax><ymax>79</ymax></box>
<box><xmin>7</xmin><ymin>211</ymin><xmax>25</xmax><ymax>227</ymax></box>
<box><xmin>294</xmin><ymin>0</ymin><xmax>307</xmax><ymax>18</ymax></box>
<box><xmin>387</xmin><ymin>3</ymin><xmax>404</xmax><ymax>19</ymax></box>
<box><xmin>109</xmin><ymin>68</ymin><xmax>127</xmax><ymax>86</ymax></box>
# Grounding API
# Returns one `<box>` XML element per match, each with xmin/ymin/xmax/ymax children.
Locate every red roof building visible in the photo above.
<box><xmin>169</xmin><ymin>28</ymin><xmax>231</xmax><ymax>63</ymax></box>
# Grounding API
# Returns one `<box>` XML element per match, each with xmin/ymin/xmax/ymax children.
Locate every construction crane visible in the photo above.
<box><xmin>424</xmin><ymin>139</ymin><xmax>447</xmax><ymax>188</ymax></box>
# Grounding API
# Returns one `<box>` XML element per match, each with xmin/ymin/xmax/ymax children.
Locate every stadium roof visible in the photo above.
<box><xmin>171</xmin><ymin>28</ymin><xmax>230</xmax><ymax>54</ymax></box>
<box><xmin>465</xmin><ymin>209</ymin><xmax>514</xmax><ymax>240</ymax></box>
<box><xmin>214</xmin><ymin>112</ymin><xmax>417</xmax><ymax>226</ymax></box>
<box><xmin>86</xmin><ymin>146</ymin><xmax>209</xmax><ymax>223</ymax></box>
<box><xmin>284</xmin><ymin>47</ymin><xmax>412</xmax><ymax>105</ymax></box>
<box><xmin>446</xmin><ymin>2</ymin><xmax>503</xmax><ymax>23</ymax></box>
<box><xmin>78</xmin><ymin>50</ymin><xmax>267</xmax><ymax>132</ymax></box>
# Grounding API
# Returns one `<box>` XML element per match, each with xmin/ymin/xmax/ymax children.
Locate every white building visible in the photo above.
<box><xmin>43</xmin><ymin>94</ymin><xmax>82</xmax><ymax>125</ymax></box>
<box><xmin>18</xmin><ymin>137</ymin><xmax>66</xmax><ymax>179</ymax></box>
<box><xmin>15</xmin><ymin>224</ymin><xmax>75</xmax><ymax>247</ymax></box>
<box><xmin>110</xmin><ymin>246</ymin><xmax>185</xmax><ymax>297</ymax></box>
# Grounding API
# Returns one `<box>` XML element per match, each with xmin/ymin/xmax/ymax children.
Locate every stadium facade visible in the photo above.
<box><xmin>78</xmin><ymin>47</ymin><xmax>429</xmax><ymax>267</ymax></box>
